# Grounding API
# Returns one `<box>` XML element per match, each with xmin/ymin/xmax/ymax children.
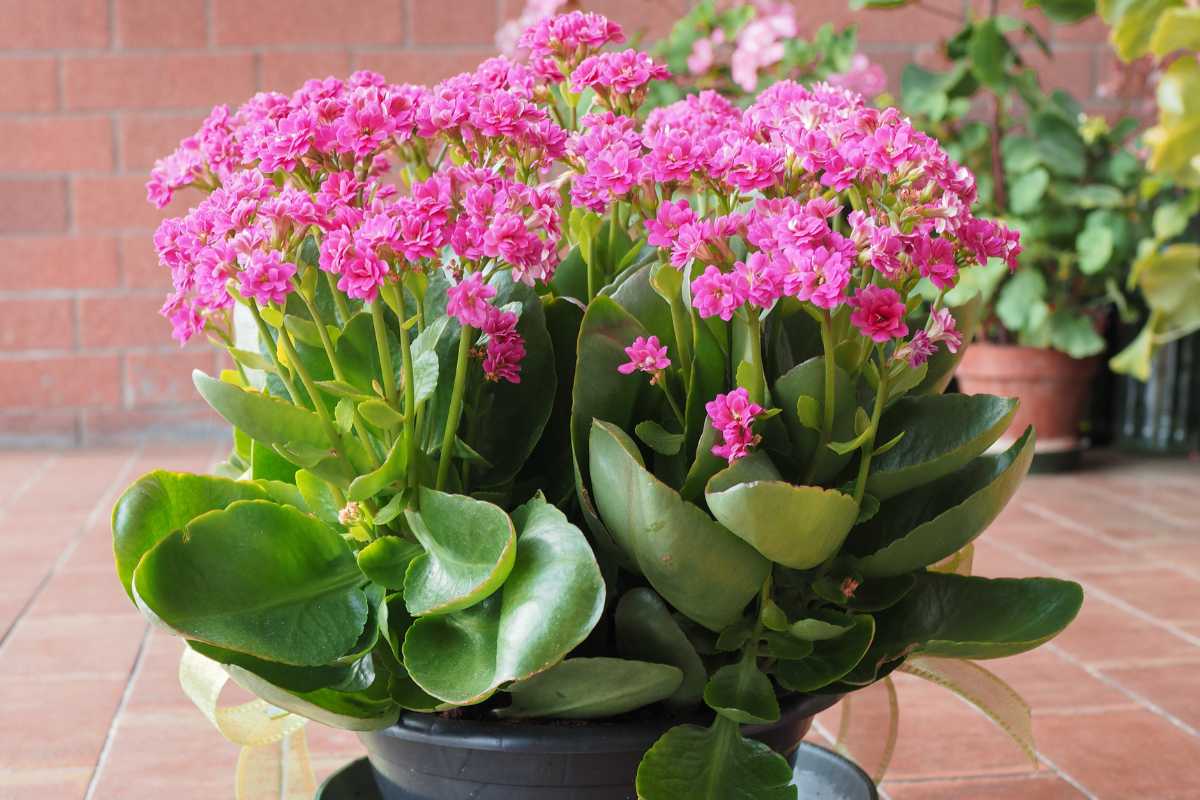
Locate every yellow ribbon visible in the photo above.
<box><xmin>834</xmin><ymin>675</ymin><xmax>899</xmax><ymax>785</ymax></box>
<box><xmin>929</xmin><ymin>542</ymin><xmax>975</xmax><ymax>576</ymax></box>
<box><xmin>178</xmin><ymin>647</ymin><xmax>317</xmax><ymax>800</ymax></box>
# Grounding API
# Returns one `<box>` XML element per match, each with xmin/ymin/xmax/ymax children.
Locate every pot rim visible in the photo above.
<box><xmin>367</xmin><ymin>693</ymin><xmax>842</xmax><ymax>755</ymax></box>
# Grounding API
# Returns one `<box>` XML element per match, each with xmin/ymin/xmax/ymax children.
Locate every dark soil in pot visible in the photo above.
<box><xmin>358</xmin><ymin>693</ymin><xmax>841</xmax><ymax>800</ymax></box>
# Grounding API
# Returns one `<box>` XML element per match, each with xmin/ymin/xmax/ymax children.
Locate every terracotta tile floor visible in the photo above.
<box><xmin>0</xmin><ymin>443</ymin><xmax>1197</xmax><ymax>799</ymax></box>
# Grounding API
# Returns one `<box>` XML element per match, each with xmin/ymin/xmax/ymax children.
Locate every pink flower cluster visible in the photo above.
<box><xmin>618</xmin><ymin>336</ymin><xmax>671</xmax><ymax>383</ymax></box>
<box><xmin>447</xmin><ymin>273</ymin><xmax>527</xmax><ymax>384</ymax></box>
<box><xmin>571</xmin><ymin>49</ymin><xmax>670</xmax><ymax>109</ymax></box>
<box><xmin>518</xmin><ymin>10</ymin><xmax>625</xmax><ymax>82</ymax></box>
<box><xmin>706</xmin><ymin>388</ymin><xmax>764</xmax><ymax>463</ymax></box>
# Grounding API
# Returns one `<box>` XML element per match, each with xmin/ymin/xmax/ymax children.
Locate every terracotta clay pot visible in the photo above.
<box><xmin>956</xmin><ymin>343</ymin><xmax>1100</xmax><ymax>453</ymax></box>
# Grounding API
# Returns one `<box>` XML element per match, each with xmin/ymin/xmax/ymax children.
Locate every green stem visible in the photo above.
<box><xmin>436</xmin><ymin>323</ymin><xmax>474</xmax><ymax>491</ymax></box>
<box><xmin>294</xmin><ymin>280</ymin><xmax>381</xmax><ymax>469</ymax></box>
<box><xmin>658</xmin><ymin>380</ymin><xmax>686</xmax><ymax>428</ymax></box>
<box><xmin>852</xmin><ymin>354</ymin><xmax>890</xmax><ymax>504</ymax></box>
<box><xmin>385</xmin><ymin>281</ymin><xmax>418</xmax><ymax>491</ymax></box>
<box><xmin>326</xmin><ymin>272</ymin><xmax>352</xmax><ymax>325</ymax></box>
<box><xmin>276</xmin><ymin>321</ymin><xmax>351</xmax><ymax>465</ymax></box>
<box><xmin>586</xmin><ymin>240</ymin><xmax>598</xmax><ymax>302</ymax></box>
<box><xmin>210</xmin><ymin>326</ymin><xmax>249</xmax><ymax>386</ymax></box>
<box><xmin>819</xmin><ymin>312</ymin><xmax>837</xmax><ymax>444</ymax></box>
<box><xmin>248</xmin><ymin>303</ymin><xmax>301</xmax><ymax>405</ymax></box>
<box><xmin>371</xmin><ymin>297</ymin><xmax>398</xmax><ymax>407</ymax></box>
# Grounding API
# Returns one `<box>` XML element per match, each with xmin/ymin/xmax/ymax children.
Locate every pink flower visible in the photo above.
<box><xmin>239</xmin><ymin>250</ymin><xmax>296</xmax><ymax>306</ymax></box>
<box><xmin>336</xmin><ymin>251</ymin><xmax>389</xmax><ymax>302</ymax></box>
<box><xmin>570</xmin><ymin>49</ymin><xmax>670</xmax><ymax>96</ymax></box>
<box><xmin>827</xmin><ymin>54</ymin><xmax>888</xmax><ymax>99</ymax></box>
<box><xmin>481</xmin><ymin>306</ymin><xmax>525</xmax><ymax>384</ymax></box>
<box><xmin>705</xmin><ymin>387</ymin><xmax>763</xmax><ymax>464</ymax></box>
<box><xmin>618</xmin><ymin>335</ymin><xmax>671</xmax><ymax>382</ymax></box>
<box><xmin>912</xmin><ymin>236</ymin><xmax>958</xmax><ymax>289</ymax></box>
<box><xmin>692</xmin><ymin>265</ymin><xmax>748</xmax><ymax>321</ymax></box>
<box><xmin>644</xmin><ymin>199</ymin><xmax>696</xmax><ymax>248</ymax></box>
<box><xmin>734</xmin><ymin>252</ymin><xmax>784</xmax><ymax>310</ymax></box>
<box><xmin>686</xmin><ymin>31</ymin><xmax>723</xmax><ymax>75</ymax></box>
<box><xmin>895</xmin><ymin>331</ymin><xmax>937</xmax><ymax>367</ymax></box>
<box><xmin>927</xmin><ymin>307</ymin><xmax>962</xmax><ymax>352</ymax></box>
<box><xmin>850</xmin><ymin>286</ymin><xmax>909</xmax><ymax>343</ymax></box>
<box><xmin>447</xmin><ymin>272</ymin><xmax>498</xmax><ymax>329</ymax></box>
<box><xmin>779</xmin><ymin>240</ymin><xmax>854</xmax><ymax>310</ymax></box>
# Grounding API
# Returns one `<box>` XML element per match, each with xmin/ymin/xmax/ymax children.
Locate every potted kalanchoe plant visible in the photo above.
<box><xmin>116</xmin><ymin>10</ymin><xmax>1083</xmax><ymax>799</ymax></box>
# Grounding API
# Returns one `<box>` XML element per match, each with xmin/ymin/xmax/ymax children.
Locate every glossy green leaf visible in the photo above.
<box><xmin>635</xmin><ymin>716</ymin><xmax>797</xmax><ymax>800</ymax></box>
<box><xmin>496</xmin><ymin>657</ymin><xmax>683</xmax><ymax>719</ymax></box>
<box><xmin>112</xmin><ymin>470</ymin><xmax>272</xmax><ymax>598</ymax></box>
<box><xmin>706</xmin><ymin>452</ymin><xmax>858</xmax><ymax>569</ymax></box>
<box><xmin>615</xmin><ymin>587</ymin><xmax>707</xmax><ymax>709</ymax></box>
<box><xmin>347</xmin><ymin>434</ymin><xmax>406</xmax><ymax>503</ymax></box>
<box><xmin>774</xmin><ymin>357</ymin><xmax>855</xmax><ymax>483</ymax></box>
<box><xmin>789</xmin><ymin>610</ymin><xmax>856</xmax><ymax>641</ymax></box>
<box><xmin>402</xmin><ymin>488</ymin><xmax>516</xmax><ymax>617</ymax></box>
<box><xmin>589</xmin><ymin>420</ymin><xmax>768</xmax><ymax>631</ymax></box>
<box><xmin>133</xmin><ymin>500</ymin><xmax>368</xmax><ymax>666</ymax></box>
<box><xmin>773</xmin><ymin>614</ymin><xmax>875</xmax><ymax>693</ymax></box>
<box><xmin>969</xmin><ymin>18</ymin><xmax>1010</xmax><ymax>87</ymax></box>
<box><xmin>867</xmin><ymin>394</ymin><xmax>1018</xmax><ymax>500</ymax></box>
<box><xmin>187</xmin><ymin>640</ymin><xmax>355</xmax><ymax>694</ymax></box>
<box><xmin>1009</xmin><ymin>167</ymin><xmax>1049</xmax><ymax>214</ymax></box>
<box><xmin>295</xmin><ymin>469</ymin><xmax>342</xmax><ymax>526</ymax></box>
<box><xmin>1032</xmin><ymin>110</ymin><xmax>1086</xmax><ymax>178</ymax></box>
<box><xmin>224</xmin><ymin>657</ymin><xmax>398</xmax><ymax>731</ymax></box>
<box><xmin>1028</xmin><ymin>0</ymin><xmax>1096</xmax><ymax>24</ymax></box>
<box><xmin>704</xmin><ymin>655</ymin><xmax>779</xmax><ymax>725</ymax></box>
<box><xmin>1077</xmin><ymin>226</ymin><xmax>1115</xmax><ymax>274</ymax></box>
<box><xmin>402</xmin><ymin>495</ymin><xmax>604</xmax><ymax>705</ymax></box>
<box><xmin>358</xmin><ymin>399</ymin><xmax>404</xmax><ymax>430</ymax></box>
<box><xmin>869</xmin><ymin>573</ymin><xmax>1084</xmax><ymax>662</ymax></box>
<box><xmin>194</xmin><ymin>370</ymin><xmax>330</xmax><ymax>454</ymax></box>
<box><xmin>357</xmin><ymin>536</ymin><xmax>423</xmax><ymax>590</ymax></box>
<box><xmin>851</xmin><ymin>428</ymin><xmax>1036</xmax><ymax>577</ymax></box>
<box><xmin>636</xmin><ymin>420</ymin><xmax>685</xmax><ymax>455</ymax></box>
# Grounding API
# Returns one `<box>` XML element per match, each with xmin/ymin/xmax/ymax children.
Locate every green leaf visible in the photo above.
<box><xmin>1001</xmin><ymin>134</ymin><xmax>1042</xmax><ymax>173</ymax></box>
<box><xmin>112</xmin><ymin>471</ymin><xmax>271</xmax><ymax>598</ymax></box>
<box><xmin>850</xmin><ymin>428</ymin><xmax>1036</xmax><ymax>577</ymax></box>
<box><xmin>1009</xmin><ymin>167</ymin><xmax>1050</xmax><ymax>214</ymax></box>
<box><xmin>357</xmin><ymin>536</ymin><xmax>423</xmax><ymax>590</ymax></box>
<box><xmin>358</xmin><ymin>399</ymin><xmax>404</xmax><ymax>430</ymax></box>
<box><xmin>333</xmin><ymin>398</ymin><xmax>356</xmax><ymax>434</ymax></box>
<box><xmin>774</xmin><ymin>614</ymin><xmax>876</xmax><ymax>692</ymax></box>
<box><xmin>228</xmin><ymin>347</ymin><xmax>276</xmax><ymax>373</ymax></box>
<box><xmin>347</xmin><ymin>433</ymin><xmax>407</xmax><ymax>503</ymax></box>
<box><xmin>295</xmin><ymin>469</ymin><xmax>341</xmax><ymax>526</ymax></box>
<box><xmin>867</xmin><ymin>394</ymin><xmax>1019</xmax><ymax>500</ymax></box>
<box><xmin>1047</xmin><ymin>310</ymin><xmax>1105</xmax><ymax>358</ymax></box>
<box><xmin>969</xmin><ymin>18</ymin><xmax>1010</xmax><ymax>87</ymax></box>
<box><xmin>402</xmin><ymin>488</ymin><xmax>516</xmax><ymax>617</ymax></box>
<box><xmin>705</xmin><ymin>452</ymin><xmax>859</xmax><ymax>569</ymax></box>
<box><xmin>1028</xmin><ymin>0</ymin><xmax>1097</xmax><ymax>24</ymax></box>
<box><xmin>1153</xmin><ymin>202</ymin><xmax>1193</xmax><ymax>241</ymax></box>
<box><xmin>794</xmin><ymin>396</ymin><xmax>820</xmax><ymax>430</ymax></box>
<box><xmin>187</xmin><ymin>641</ymin><xmax>355</xmax><ymax>694</ymax></box>
<box><xmin>704</xmin><ymin>655</ymin><xmax>779</xmax><ymax>724</ymax></box>
<box><xmin>1101</xmin><ymin>0</ymin><xmax>1182</xmax><ymax>60</ymax></box>
<box><xmin>1149</xmin><ymin>6</ymin><xmax>1200</xmax><ymax>56</ymax></box>
<box><xmin>132</xmin><ymin>500</ymin><xmax>368</xmax><ymax>666</ymax></box>
<box><xmin>773</xmin><ymin>357</ymin><xmax>855</xmax><ymax>483</ymax></box>
<box><xmin>589</xmin><ymin>420</ymin><xmax>769</xmax><ymax>631</ymax></box>
<box><xmin>636</xmin><ymin>420</ymin><xmax>685</xmax><ymax>455</ymax></box>
<box><xmin>402</xmin><ymin>495</ymin><xmax>604</xmax><ymax>705</ymax></box>
<box><xmin>1058</xmin><ymin>184</ymin><xmax>1126</xmax><ymax>209</ymax></box>
<box><xmin>635</xmin><ymin>717</ymin><xmax>797</xmax><ymax>800</ymax></box>
<box><xmin>193</xmin><ymin>371</ymin><xmax>330</xmax><ymax>456</ymax></box>
<box><xmin>497</xmin><ymin>658</ymin><xmax>683</xmax><ymax>719</ymax></box>
<box><xmin>901</xmin><ymin>64</ymin><xmax>952</xmax><ymax>121</ymax></box>
<box><xmin>223</xmin><ymin>656</ymin><xmax>398</xmax><ymax>731</ymax></box>
<box><xmin>1077</xmin><ymin>226</ymin><xmax>1115</xmax><ymax>274</ymax></box>
<box><xmin>789</xmin><ymin>610</ymin><xmax>856</xmax><ymax>641</ymax></box>
<box><xmin>870</xmin><ymin>572</ymin><xmax>1084</xmax><ymax>661</ymax></box>
<box><xmin>996</xmin><ymin>269</ymin><xmax>1048</xmax><ymax>332</ymax></box>
<box><xmin>1032</xmin><ymin>110</ymin><xmax>1087</xmax><ymax>178</ymax></box>
<box><xmin>615</xmin><ymin>588</ymin><xmax>708</xmax><ymax>709</ymax></box>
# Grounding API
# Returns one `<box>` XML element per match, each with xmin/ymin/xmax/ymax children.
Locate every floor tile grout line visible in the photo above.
<box><xmin>83</xmin><ymin>621</ymin><xmax>151</xmax><ymax>800</ymax></box>
<box><xmin>0</xmin><ymin>447</ymin><xmax>142</xmax><ymax>652</ymax></box>
<box><xmin>988</xmin><ymin>533</ymin><xmax>1200</xmax><ymax>650</ymax></box>
<box><xmin>1034</xmin><ymin>751</ymin><xmax>1098</xmax><ymax>800</ymax></box>
<box><xmin>1047</xmin><ymin>642</ymin><xmax>1200</xmax><ymax>740</ymax></box>
<box><xmin>0</xmin><ymin>453</ymin><xmax>60</xmax><ymax>520</ymax></box>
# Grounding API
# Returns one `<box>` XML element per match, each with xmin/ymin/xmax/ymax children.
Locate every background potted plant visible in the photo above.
<box><xmin>858</xmin><ymin>0</ymin><xmax>1141</xmax><ymax>462</ymax></box>
<box><xmin>114</xmin><ymin>11</ymin><xmax>1083</xmax><ymax>799</ymax></box>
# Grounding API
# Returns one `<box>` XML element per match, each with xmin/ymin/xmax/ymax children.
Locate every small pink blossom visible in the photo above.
<box><xmin>239</xmin><ymin>250</ymin><xmax>296</xmax><ymax>306</ymax></box>
<box><xmin>644</xmin><ymin>199</ymin><xmax>696</xmax><ymax>248</ymax></box>
<box><xmin>336</xmin><ymin>251</ymin><xmax>389</xmax><ymax>302</ymax></box>
<box><xmin>447</xmin><ymin>273</ymin><xmax>498</xmax><ymax>329</ymax></box>
<box><xmin>480</xmin><ymin>306</ymin><xmax>525</xmax><ymax>384</ymax></box>
<box><xmin>927</xmin><ymin>307</ymin><xmax>962</xmax><ymax>353</ymax></box>
<box><xmin>618</xmin><ymin>335</ymin><xmax>671</xmax><ymax>382</ymax></box>
<box><xmin>692</xmin><ymin>265</ymin><xmax>748</xmax><ymax>321</ymax></box>
<box><xmin>850</xmin><ymin>286</ymin><xmax>909</xmax><ymax>343</ymax></box>
<box><xmin>705</xmin><ymin>387</ymin><xmax>764</xmax><ymax>464</ymax></box>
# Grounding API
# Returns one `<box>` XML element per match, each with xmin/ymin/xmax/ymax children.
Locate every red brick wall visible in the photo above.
<box><xmin>0</xmin><ymin>0</ymin><xmax>1114</xmax><ymax>445</ymax></box>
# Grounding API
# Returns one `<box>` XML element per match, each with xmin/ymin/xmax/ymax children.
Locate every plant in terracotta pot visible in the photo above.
<box><xmin>858</xmin><ymin>0</ymin><xmax>1155</xmax><ymax>460</ymax></box>
<box><xmin>114</xmin><ymin>11</ymin><xmax>1083</xmax><ymax>800</ymax></box>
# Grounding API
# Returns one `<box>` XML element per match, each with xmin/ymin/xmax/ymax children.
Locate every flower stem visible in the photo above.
<box><xmin>326</xmin><ymin>272</ymin><xmax>352</xmax><ymax>325</ymax></box>
<box><xmin>371</xmin><ymin>296</ymin><xmax>398</xmax><ymax>407</ymax></box>
<box><xmin>852</xmin><ymin>353</ymin><xmax>890</xmax><ymax>504</ymax></box>
<box><xmin>276</xmin><ymin>320</ymin><xmax>351</xmax><ymax>465</ymax></box>
<box><xmin>248</xmin><ymin>302</ymin><xmax>301</xmax><ymax>405</ymax></box>
<box><xmin>385</xmin><ymin>281</ymin><xmax>418</xmax><ymax>491</ymax></box>
<box><xmin>820</xmin><ymin>311</ymin><xmax>837</xmax><ymax>443</ymax></box>
<box><xmin>658</xmin><ymin>380</ymin><xmax>686</xmax><ymax>429</ymax></box>
<box><xmin>436</xmin><ymin>322</ymin><xmax>474</xmax><ymax>491</ymax></box>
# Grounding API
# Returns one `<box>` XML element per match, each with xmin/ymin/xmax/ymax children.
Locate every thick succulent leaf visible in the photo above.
<box><xmin>703</xmin><ymin>655</ymin><xmax>780</xmax><ymax>724</ymax></box>
<box><xmin>850</xmin><ymin>428</ymin><xmax>1036</xmax><ymax>577</ymax></box>
<box><xmin>403</xmin><ymin>488</ymin><xmax>516</xmax><ymax>616</ymax></box>
<box><xmin>615</xmin><ymin>587</ymin><xmax>707</xmax><ymax>709</ymax></box>
<box><xmin>706</xmin><ymin>452</ymin><xmax>859</xmax><ymax>569</ymax></box>
<box><xmin>773</xmin><ymin>614</ymin><xmax>875</xmax><ymax>693</ymax></box>
<box><xmin>188</xmin><ymin>640</ymin><xmax>356</xmax><ymax>694</ymax></box>
<box><xmin>402</xmin><ymin>496</ymin><xmax>604</xmax><ymax>705</ymax></box>
<box><xmin>589</xmin><ymin>420</ymin><xmax>769</xmax><ymax>631</ymax></box>
<box><xmin>462</xmin><ymin>276</ymin><xmax>556</xmax><ymax>487</ymax></box>
<box><xmin>295</xmin><ymin>468</ymin><xmax>342</xmax><ymax>526</ymax></box>
<box><xmin>250</xmin><ymin>439</ymin><xmax>297</xmax><ymax>483</ymax></box>
<box><xmin>870</xmin><ymin>573</ymin><xmax>1084</xmax><ymax>662</ymax></box>
<box><xmin>789</xmin><ymin>609</ymin><xmax>856</xmax><ymax>641</ymax></box>
<box><xmin>357</xmin><ymin>536</ymin><xmax>423</xmax><ymax>590</ymax></box>
<box><xmin>635</xmin><ymin>716</ymin><xmax>798</xmax><ymax>800</ymax></box>
<box><xmin>866</xmin><ymin>394</ymin><xmax>1018</xmax><ymax>500</ymax></box>
<box><xmin>224</xmin><ymin>657</ymin><xmax>399</xmax><ymax>731</ymax></box>
<box><xmin>112</xmin><ymin>470</ymin><xmax>271</xmax><ymax>598</ymax></box>
<box><xmin>132</xmin><ymin>500</ymin><xmax>368</xmax><ymax>666</ymax></box>
<box><xmin>496</xmin><ymin>657</ymin><xmax>683</xmax><ymax>719</ymax></box>
<box><xmin>773</xmin><ymin>356</ymin><xmax>855</xmax><ymax>482</ymax></box>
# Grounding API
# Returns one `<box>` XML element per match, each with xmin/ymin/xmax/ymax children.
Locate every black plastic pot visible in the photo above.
<box><xmin>1114</xmin><ymin>332</ymin><xmax>1200</xmax><ymax>454</ymax></box>
<box><xmin>358</xmin><ymin>694</ymin><xmax>842</xmax><ymax>800</ymax></box>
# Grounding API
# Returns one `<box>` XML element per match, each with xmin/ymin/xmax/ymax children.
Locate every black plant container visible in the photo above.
<box><xmin>1115</xmin><ymin>332</ymin><xmax>1200</xmax><ymax>454</ymax></box>
<box><xmin>358</xmin><ymin>693</ymin><xmax>841</xmax><ymax>800</ymax></box>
